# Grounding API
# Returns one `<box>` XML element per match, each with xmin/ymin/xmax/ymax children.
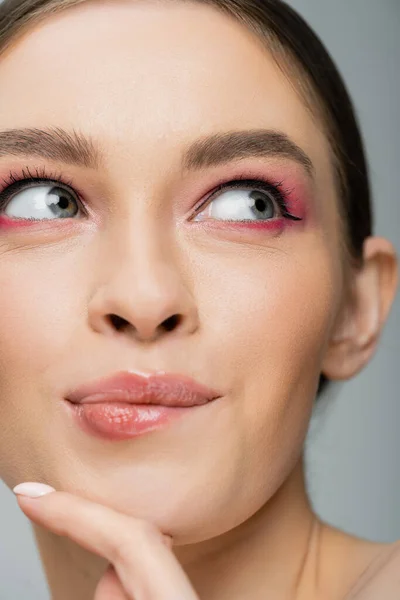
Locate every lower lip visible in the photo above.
<box><xmin>65</xmin><ymin>400</ymin><xmax>197</xmax><ymax>441</ymax></box>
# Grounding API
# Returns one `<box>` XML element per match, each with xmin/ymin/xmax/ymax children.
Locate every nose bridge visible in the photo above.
<box><xmin>112</xmin><ymin>223</ymin><xmax>182</xmax><ymax>300</ymax></box>
<box><xmin>88</xmin><ymin>217</ymin><xmax>198</xmax><ymax>341</ymax></box>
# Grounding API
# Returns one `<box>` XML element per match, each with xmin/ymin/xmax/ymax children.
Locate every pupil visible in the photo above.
<box><xmin>58</xmin><ymin>196</ymin><xmax>69</xmax><ymax>210</ymax></box>
<box><xmin>254</xmin><ymin>198</ymin><xmax>266</xmax><ymax>212</ymax></box>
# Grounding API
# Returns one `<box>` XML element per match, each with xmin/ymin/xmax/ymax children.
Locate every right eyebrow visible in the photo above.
<box><xmin>0</xmin><ymin>126</ymin><xmax>102</xmax><ymax>170</ymax></box>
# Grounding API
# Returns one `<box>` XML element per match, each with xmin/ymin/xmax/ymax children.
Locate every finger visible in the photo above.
<box><xmin>94</xmin><ymin>565</ymin><xmax>129</xmax><ymax>600</ymax></box>
<box><xmin>14</xmin><ymin>485</ymin><xmax>198</xmax><ymax>600</ymax></box>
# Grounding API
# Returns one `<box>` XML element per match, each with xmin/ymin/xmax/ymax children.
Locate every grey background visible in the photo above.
<box><xmin>0</xmin><ymin>0</ymin><xmax>399</xmax><ymax>598</ymax></box>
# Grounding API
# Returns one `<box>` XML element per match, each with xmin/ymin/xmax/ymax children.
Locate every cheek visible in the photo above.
<box><xmin>0</xmin><ymin>266</ymin><xmax>72</xmax><ymax>374</ymax></box>
<box><xmin>197</xmin><ymin>238</ymin><xmax>341</xmax><ymax>460</ymax></box>
<box><xmin>202</xmin><ymin>243</ymin><xmax>339</xmax><ymax>371</ymax></box>
<box><xmin>0</xmin><ymin>245</ymin><xmax>92</xmax><ymax>400</ymax></box>
<box><xmin>0</xmin><ymin>249</ymin><xmax>87</xmax><ymax>484</ymax></box>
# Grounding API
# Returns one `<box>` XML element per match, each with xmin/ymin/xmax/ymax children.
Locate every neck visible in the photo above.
<box><xmin>33</xmin><ymin>456</ymin><xmax>323</xmax><ymax>600</ymax></box>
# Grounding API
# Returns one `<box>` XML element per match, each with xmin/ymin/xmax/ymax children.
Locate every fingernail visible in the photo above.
<box><xmin>13</xmin><ymin>482</ymin><xmax>56</xmax><ymax>498</ymax></box>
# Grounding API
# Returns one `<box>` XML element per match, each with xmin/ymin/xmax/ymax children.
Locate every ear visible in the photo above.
<box><xmin>322</xmin><ymin>237</ymin><xmax>398</xmax><ymax>381</ymax></box>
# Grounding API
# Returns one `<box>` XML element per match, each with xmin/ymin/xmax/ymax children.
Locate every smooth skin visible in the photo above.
<box><xmin>0</xmin><ymin>1</ymin><xmax>397</xmax><ymax>599</ymax></box>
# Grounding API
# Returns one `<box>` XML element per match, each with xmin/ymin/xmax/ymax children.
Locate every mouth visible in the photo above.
<box><xmin>66</xmin><ymin>370</ymin><xmax>221</xmax><ymax>406</ymax></box>
<box><xmin>64</xmin><ymin>370</ymin><xmax>222</xmax><ymax>441</ymax></box>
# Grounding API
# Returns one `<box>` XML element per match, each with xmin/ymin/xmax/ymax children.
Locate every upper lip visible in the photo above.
<box><xmin>65</xmin><ymin>371</ymin><xmax>221</xmax><ymax>408</ymax></box>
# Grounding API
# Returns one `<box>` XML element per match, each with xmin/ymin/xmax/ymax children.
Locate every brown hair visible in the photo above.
<box><xmin>0</xmin><ymin>0</ymin><xmax>373</xmax><ymax>395</ymax></box>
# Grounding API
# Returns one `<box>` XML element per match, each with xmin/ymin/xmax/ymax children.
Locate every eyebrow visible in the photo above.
<box><xmin>0</xmin><ymin>126</ymin><xmax>314</xmax><ymax>178</ymax></box>
<box><xmin>0</xmin><ymin>127</ymin><xmax>102</xmax><ymax>169</ymax></box>
<box><xmin>182</xmin><ymin>129</ymin><xmax>315</xmax><ymax>178</ymax></box>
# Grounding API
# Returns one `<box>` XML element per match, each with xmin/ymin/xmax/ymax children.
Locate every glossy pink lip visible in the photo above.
<box><xmin>65</xmin><ymin>371</ymin><xmax>221</xmax><ymax>408</ymax></box>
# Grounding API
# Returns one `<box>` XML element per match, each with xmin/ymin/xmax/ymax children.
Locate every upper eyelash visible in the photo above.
<box><xmin>192</xmin><ymin>176</ymin><xmax>301</xmax><ymax>220</ymax></box>
<box><xmin>1</xmin><ymin>165</ymin><xmax>74</xmax><ymax>190</ymax></box>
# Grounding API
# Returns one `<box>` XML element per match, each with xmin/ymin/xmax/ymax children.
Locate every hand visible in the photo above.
<box><xmin>13</xmin><ymin>482</ymin><xmax>200</xmax><ymax>600</ymax></box>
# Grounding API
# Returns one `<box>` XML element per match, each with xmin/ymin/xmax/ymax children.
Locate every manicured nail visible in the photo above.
<box><xmin>13</xmin><ymin>482</ymin><xmax>56</xmax><ymax>498</ymax></box>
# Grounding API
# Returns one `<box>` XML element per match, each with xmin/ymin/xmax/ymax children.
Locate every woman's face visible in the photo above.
<box><xmin>0</xmin><ymin>1</ymin><xmax>345</xmax><ymax>543</ymax></box>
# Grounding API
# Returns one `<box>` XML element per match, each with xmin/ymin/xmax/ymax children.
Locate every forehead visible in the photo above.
<box><xmin>0</xmin><ymin>0</ymin><xmax>333</xmax><ymax>184</ymax></box>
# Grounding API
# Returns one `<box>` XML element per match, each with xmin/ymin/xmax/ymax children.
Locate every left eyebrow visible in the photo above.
<box><xmin>181</xmin><ymin>129</ymin><xmax>315</xmax><ymax>179</ymax></box>
<box><xmin>0</xmin><ymin>126</ymin><xmax>102</xmax><ymax>169</ymax></box>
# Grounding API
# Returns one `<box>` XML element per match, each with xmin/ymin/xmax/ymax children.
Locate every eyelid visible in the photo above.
<box><xmin>191</xmin><ymin>177</ymin><xmax>291</xmax><ymax>219</ymax></box>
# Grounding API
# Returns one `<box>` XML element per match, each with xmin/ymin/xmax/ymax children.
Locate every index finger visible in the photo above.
<box><xmin>14</xmin><ymin>486</ymin><xmax>198</xmax><ymax>600</ymax></box>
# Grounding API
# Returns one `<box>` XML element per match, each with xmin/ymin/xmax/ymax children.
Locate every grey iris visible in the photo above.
<box><xmin>249</xmin><ymin>191</ymin><xmax>275</xmax><ymax>220</ymax></box>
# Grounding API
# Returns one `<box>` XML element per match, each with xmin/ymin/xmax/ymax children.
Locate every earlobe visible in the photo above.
<box><xmin>322</xmin><ymin>236</ymin><xmax>398</xmax><ymax>381</ymax></box>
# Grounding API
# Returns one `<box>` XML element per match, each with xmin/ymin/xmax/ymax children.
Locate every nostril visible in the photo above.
<box><xmin>108</xmin><ymin>314</ymin><xmax>129</xmax><ymax>331</ymax></box>
<box><xmin>107</xmin><ymin>313</ymin><xmax>182</xmax><ymax>334</ymax></box>
<box><xmin>162</xmin><ymin>314</ymin><xmax>181</xmax><ymax>332</ymax></box>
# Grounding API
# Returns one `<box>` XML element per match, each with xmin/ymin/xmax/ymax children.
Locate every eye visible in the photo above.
<box><xmin>2</xmin><ymin>181</ymin><xmax>81</xmax><ymax>221</ymax></box>
<box><xmin>192</xmin><ymin>180</ymin><xmax>292</xmax><ymax>223</ymax></box>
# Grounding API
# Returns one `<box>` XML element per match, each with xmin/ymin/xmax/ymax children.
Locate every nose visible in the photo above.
<box><xmin>87</xmin><ymin>234</ymin><xmax>199</xmax><ymax>344</ymax></box>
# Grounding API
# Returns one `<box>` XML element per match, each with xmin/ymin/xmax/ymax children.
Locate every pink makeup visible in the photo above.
<box><xmin>0</xmin><ymin>160</ymin><xmax>314</xmax><ymax>234</ymax></box>
<box><xmin>0</xmin><ymin>215</ymin><xmax>36</xmax><ymax>229</ymax></box>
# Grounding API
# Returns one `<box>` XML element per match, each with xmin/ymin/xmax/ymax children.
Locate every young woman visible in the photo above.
<box><xmin>0</xmin><ymin>0</ymin><xmax>398</xmax><ymax>598</ymax></box>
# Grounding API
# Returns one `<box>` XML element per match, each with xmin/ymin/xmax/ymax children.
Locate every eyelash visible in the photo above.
<box><xmin>192</xmin><ymin>176</ymin><xmax>301</xmax><ymax>222</ymax></box>
<box><xmin>0</xmin><ymin>166</ymin><xmax>301</xmax><ymax>223</ymax></box>
<box><xmin>0</xmin><ymin>166</ymin><xmax>86</xmax><ymax>215</ymax></box>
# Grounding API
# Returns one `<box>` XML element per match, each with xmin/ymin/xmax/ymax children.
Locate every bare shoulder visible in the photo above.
<box><xmin>318</xmin><ymin>523</ymin><xmax>400</xmax><ymax>599</ymax></box>
<box><xmin>343</xmin><ymin>535</ymin><xmax>400</xmax><ymax>599</ymax></box>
